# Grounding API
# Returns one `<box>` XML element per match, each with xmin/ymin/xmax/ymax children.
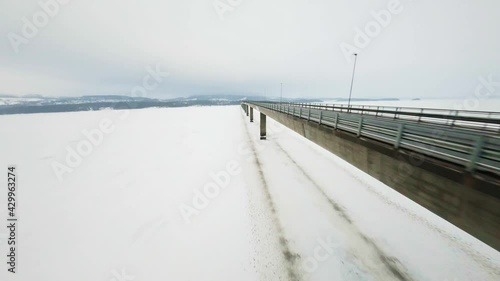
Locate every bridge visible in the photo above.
<box><xmin>241</xmin><ymin>101</ymin><xmax>500</xmax><ymax>251</ymax></box>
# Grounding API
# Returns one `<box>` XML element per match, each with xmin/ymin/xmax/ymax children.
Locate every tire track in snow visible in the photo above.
<box><xmin>274</xmin><ymin>141</ymin><xmax>414</xmax><ymax>281</ymax></box>
<box><xmin>286</xmin><ymin>130</ymin><xmax>500</xmax><ymax>276</ymax></box>
<box><xmin>241</xmin><ymin>112</ymin><xmax>303</xmax><ymax>281</ymax></box>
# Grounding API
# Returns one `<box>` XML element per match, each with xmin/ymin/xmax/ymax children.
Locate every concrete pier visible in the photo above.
<box><xmin>260</xmin><ymin>113</ymin><xmax>266</xmax><ymax>140</ymax></box>
<box><xmin>250</xmin><ymin>107</ymin><xmax>254</xmax><ymax>122</ymax></box>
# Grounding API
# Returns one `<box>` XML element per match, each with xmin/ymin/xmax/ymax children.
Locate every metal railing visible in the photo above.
<box><xmin>246</xmin><ymin>101</ymin><xmax>500</xmax><ymax>176</ymax></box>
<box><xmin>285</xmin><ymin>102</ymin><xmax>500</xmax><ymax>134</ymax></box>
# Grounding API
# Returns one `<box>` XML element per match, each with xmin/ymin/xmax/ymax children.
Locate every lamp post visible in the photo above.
<box><xmin>347</xmin><ymin>53</ymin><xmax>358</xmax><ymax>112</ymax></box>
<box><xmin>280</xmin><ymin>82</ymin><xmax>283</xmax><ymax>104</ymax></box>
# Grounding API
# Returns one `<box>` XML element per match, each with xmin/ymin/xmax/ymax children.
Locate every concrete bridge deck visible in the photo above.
<box><xmin>242</xmin><ymin>101</ymin><xmax>500</xmax><ymax>251</ymax></box>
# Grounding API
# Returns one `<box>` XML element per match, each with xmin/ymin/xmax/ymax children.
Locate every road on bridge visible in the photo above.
<box><xmin>239</xmin><ymin>107</ymin><xmax>500</xmax><ymax>281</ymax></box>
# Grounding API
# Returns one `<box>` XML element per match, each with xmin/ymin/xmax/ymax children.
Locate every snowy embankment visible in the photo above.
<box><xmin>0</xmin><ymin>106</ymin><xmax>498</xmax><ymax>281</ymax></box>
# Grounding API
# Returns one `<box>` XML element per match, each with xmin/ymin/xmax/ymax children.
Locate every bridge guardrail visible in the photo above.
<box><xmin>246</xmin><ymin>101</ymin><xmax>500</xmax><ymax>177</ymax></box>
<box><xmin>283</xmin><ymin>102</ymin><xmax>500</xmax><ymax>134</ymax></box>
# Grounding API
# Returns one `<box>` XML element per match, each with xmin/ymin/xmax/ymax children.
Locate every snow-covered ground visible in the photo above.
<box><xmin>0</xmin><ymin>97</ymin><xmax>45</xmax><ymax>106</ymax></box>
<box><xmin>0</xmin><ymin>106</ymin><xmax>498</xmax><ymax>281</ymax></box>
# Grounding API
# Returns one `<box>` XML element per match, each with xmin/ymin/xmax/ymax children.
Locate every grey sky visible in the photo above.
<box><xmin>0</xmin><ymin>0</ymin><xmax>499</xmax><ymax>99</ymax></box>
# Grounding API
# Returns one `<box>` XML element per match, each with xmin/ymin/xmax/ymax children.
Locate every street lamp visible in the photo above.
<box><xmin>347</xmin><ymin>53</ymin><xmax>358</xmax><ymax>112</ymax></box>
<box><xmin>280</xmin><ymin>82</ymin><xmax>283</xmax><ymax>104</ymax></box>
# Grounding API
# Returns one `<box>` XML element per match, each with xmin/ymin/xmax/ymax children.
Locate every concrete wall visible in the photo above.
<box><xmin>248</xmin><ymin>104</ymin><xmax>500</xmax><ymax>251</ymax></box>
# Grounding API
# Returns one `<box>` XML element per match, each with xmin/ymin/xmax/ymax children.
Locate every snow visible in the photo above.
<box><xmin>0</xmin><ymin>105</ymin><xmax>498</xmax><ymax>281</ymax></box>
<box><xmin>0</xmin><ymin>97</ymin><xmax>44</xmax><ymax>106</ymax></box>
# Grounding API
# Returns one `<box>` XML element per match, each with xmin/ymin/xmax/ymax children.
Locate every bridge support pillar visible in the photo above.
<box><xmin>250</xmin><ymin>107</ymin><xmax>254</xmax><ymax>122</ymax></box>
<box><xmin>260</xmin><ymin>112</ymin><xmax>266</xmax><ymax>140</ymax></box>
<box><xmin>246</xmin><ymin>105</ymin><xmax>249</xmax><ymax>116</ymax></box>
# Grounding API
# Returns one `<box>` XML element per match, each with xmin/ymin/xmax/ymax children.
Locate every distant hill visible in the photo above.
<box><xmin>0</xmin><ymin>94</ymin><xmax>322</xmax><ymax>115</ymax></box>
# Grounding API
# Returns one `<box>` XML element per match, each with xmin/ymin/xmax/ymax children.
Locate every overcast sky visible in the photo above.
<box><xmin>0</xmin><ymin>0</ymin><xmax>499</xmax><ymax>99</ymax></box>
